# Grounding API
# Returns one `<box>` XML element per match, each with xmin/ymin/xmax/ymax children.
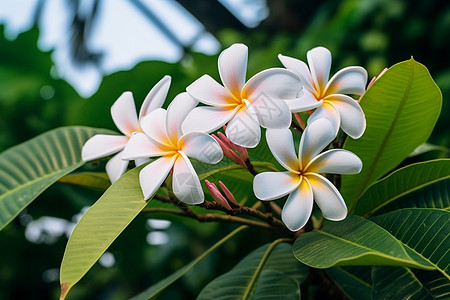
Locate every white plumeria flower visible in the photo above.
<box><xmin>253</xmin><ymin>118</ymin><xmax>362</xmax><ymax>231</ymax></box>
<box><xmin>122</xmin><ymin>92</ymin><xmax>223</xmax><ymax>204</ymax></box>
<box><xmin>279</xmin><ymin>47</ymin><xmax>368</xmax><ymax>138</ymax></box>
<box><xmin>81</xmin><ymin>76</ymin><xmax>171</xmax><ymax>183</ymax></box>
<box><xmin>182</xmin><ymin>43</ymin><xmax>302</xmax><ymax>148</ymax></box>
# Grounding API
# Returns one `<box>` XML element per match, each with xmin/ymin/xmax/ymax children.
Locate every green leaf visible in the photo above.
<box><xmin>59</xmin><ymin>165</ymin><xmax>148</xmax><ymax>299</ymax></box>
<box><xmin>58</xmin><ymin>172</ymin><xmax>111</xmax><ymax>190</ymax></box>
<box><xmin>326</xmin><ymin>267</ymin><xmax>372</xmax><ymax>300</ymax></box>
<box><xmin>371</xmin><ymin>208</ymin><xmax>450</xmax><ymax>279</ymax></box>
<box><xmin>372</xmin><ymin>267</ymin><xmax>450</xmax><ymax>299</ymax></box>
<box><xmin>293</xmin><ymin>216</ymin><xmax>435</xmax><ymax>270</ymax></box>
<box><xmin>342</xmin><ymin>59</ymin><xmax>442</xmax><ymax>208</ymax></box>
<box><xmin>129</xmin><ymin>225</ymin><xmax>248</xmax><ymax>300</ymax></box>
<box><xmin>198</xmin><ymin>241</ymin><xmax>307</xmax><ymax>300</ymax></box>
<box><xmin>0</xmin><ymin>126</ymin><xmax>112</xmax><ymax>231</ymax></box>
<box><xmin>355</xmin><ymin>159</ymin><xmax>450</xmax><ymax>216</ymax></box>
<box><xmin>251</xmin><ymin>270</ymin><xmax>300</xmax><ymax>300</ymax></box>
<box><xmin>409</xmin><ymin>143</ymin><xmax>449</xmax><ymax>157</ymax></box>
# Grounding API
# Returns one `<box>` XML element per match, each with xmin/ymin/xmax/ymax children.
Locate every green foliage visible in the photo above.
<box><xmin>293</xmin><ymin>215</ymin><xmax>435</xmax><ymax>270</ymax></box>
<box><xmin>372</xmin><ymin>267</ymin><xmax>450</xmax><ymax>299</ymax></box>
<box><xmin>197</xmin><ymin>242</ymin><xmax>306</xmax><ymax>300</ymax></box>
<box><xmin>130</xmin><ymin>226</ymin><xmax>248</xmax><ymax>300</ymax></box>
<box><xmin>326</xmin><ymin>267</ymin><xmax>373</xmax><ymax>299</ymax></box>
<box><xmin>355</xmin><ymin>159</ymin><xmax>450</xmax><ymax>216</ymax></box>
<box><xmin>59</xmin><ymin>165</ymin><xmax>148</xmax><ymax>299</ymax></box>
<box><xmin>371</xmin><ymin>208</ymin><xmax>450</xmax><ymax>279</ymax></box>
<box><xmin>58</xmin><ymin>172</ymin><xmax>111</xmax><ymax>190</ymax></box>
<box><xmin>0</xmin><ymin>126</ymin><xmax>112</xmax><ymax>231</ymax></box>
<box><xmin>341</xmin><ymin>59</ymin><xmax>442</xmax><ymax>207</ymax></box>
<box><xmin>1</xmin><ymin>1</ymin><xmax>449</xmax><ymax>299</ymax></box>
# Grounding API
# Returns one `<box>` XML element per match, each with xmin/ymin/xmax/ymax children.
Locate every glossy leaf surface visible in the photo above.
<box><xmin>0</xmin><ymin>126</ymin><xmax>112</xmax><ymax>231</ymax></box>
<box><xmin>342</xmin><ymin>59</ymin><xmax>442</xmax><ymax>207</ymax></box>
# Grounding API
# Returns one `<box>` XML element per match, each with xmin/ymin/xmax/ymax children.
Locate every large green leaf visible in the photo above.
<box><xmin>129</xmin><ymin>225</ymin><xmax>248</xmax><ymax>300</ymax></box>
<box><xmin>293</xmin><ymin>216</ymin><xmax>435</xmax><ymax>270</ymax></box>
<box><xmin>371</xmin><ymin>208</ymin><xmax>450</xmax><ymax>279</ymax></box>
<box><xmin>198</xmin><ymin>241</ymin><xmax>306</xmax><ymax>300</ymax></box>
<box><xmin>326</xmin><ymin>267</ymin><xmax>372</xmax><ymax>300</ymax></box>
<box><xmin>59</xmin><ymin>165</ymin><xmax>148</xmax><ymax>299</ymax></box>
<box><xmin>0</xmin><ymin>126</ymin><xmax>112</xmax><ymax>231</ymax></box>
<box><xmin>372</xmin><ymin>267</ymin><xmax>450</xmax><ymax>299</ymax></box>
<box><xmin>355</xmin><ymin>159</ymin><xmax>450</xmax><ymax>216</ymax></box>
<box><xmin>341</xmin><ymin>59</ymin><xmax>442</xmax><ymax>208</ymax></box>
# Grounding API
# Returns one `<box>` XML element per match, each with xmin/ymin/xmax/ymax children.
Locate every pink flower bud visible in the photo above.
<box><xmin>219</xmin><ymin>181</ymin><xmax>239</xmax><ymax>206</ymax></box>
<box><xmin>217</xmin><ymin>131</ymin><xmax>248</xmax><ymax>161</ymax></box>
<box><xmin>216</xmin><ymin>132</ymin><xmax>234</xmax><ymax>151</ymax></box>
<box><xmin>204</xmin><ymin>180</ymin><xmax>232</xmax><ymax>210</ymax></box>
<box><xmin>294</xmin><ymin>113</ymin><xmax>305</xmax><ymax>130</ymax></box>
<box><xmin>212</xmin><ymin>134</ymin><xmax>247</xmax><ymax>168</ymax></box>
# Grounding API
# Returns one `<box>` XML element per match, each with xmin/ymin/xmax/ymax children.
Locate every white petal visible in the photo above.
<box><xmin>218</xmin><ymin>43</ymin><xmax>248</xmax><ymax>99</ymax></box>
<box><xmin>251</xmin><ymin>94</ymin><xmax>292</xmax><ymax>129</ymax></box>
<box><xmin>266</xmin><ymin>128</ymin><xmax>299</xmax><ymax>172</ymax></box>
<box><xmin>307</xmin><ymin>47</ymin><xmax>332</xmax><ymax>93</ymax></box>
<box><xmin>166</xmin><ymin>92</ymin><xmax>199</xmax><ymax>140</ymax></box>
<box><xmin>306</xmin><ymin>149</ymin><xmax>362</xmax><ymax>174</ymax></box>
<box><xmin>172</xmin><ymin>152</ymin><xmax>204</xmax><ymax>205</ymax></box>
<box><xmin>299</xmin><ymin>118</ymin><xmax>336</xmax><ymax>168</ymax></box>
<box><xmin>326</xmin><ymin>94</ymin><xmax>366</xmax><ymax>139</ymax></box>
<box><xmin>186</xmin><ymin>75</ymin><xmax>238</xmax><ymax>107</ymax></box>
<box><xmin>324</xmin><ymin>66</ymin><xmax>367</xmax><ymax>96</ymax></box>
<box><xmin>139</xmin><ymin>75</ymin><xmax>171</xmax><ymax>119</ymax></box>
<box><xmin>140</xmin><ymin>109</ymin><xmax>172</xmax><ymax>146</ymax></box>
<box><xmin>278</xmin><ymin>54</ymin><xmax>315</xmax><ymax>92</ymax></box>
<box><xmin>135</xmin><ymin>158</ymin><xmax>150</xmax><ymax>167</ymax></box>
<box><xmin>111</xmin><ymin>92</ymin><xmax>139</xmax><ymax>136</ymax></box>
<box><xmin>106</xmin><ymin>151</ymin><xmax>129</xmax><ymax>183</ymax></box>
<box><xmin>307</xmin><ymin>101</ymin><xmax>340</xmax><ymax>137</ymax></box>
<box><xmin>122</xmin><ymin>133</ymin><xmax>173</xmax><ymax>160</ymax></box>
<box><xmin>284</xmin><ymin>89</ymin><xmax>322</xmax><ymax>112</ymax></box>
<box><xmin>308</xmin><ymin>173</ymin><xmax>347</xmax><ymax>221</ymax></box>
<box><xmin>179</xmin><ymin>132</ymin><xmax>223</xmax><ymax>164</ymax></box>
<box><xmin>82</xmin><ymin>134</ymin><xmax>128</xmax><ymax>161</ymax></box>
<box><xmin>140</xmin><ymin>155</ymin><xmax>176</xmax><ymax>200</ymax></box>
<box><xmin>281</xmin><ymin>179</ymin><xmax>313</xmax><ymax>231</ymax></box>
<box><xmin>182</xmin><ymin>106</ymin><xmax>238</xmax><ymax>134</ymax></box>
<box><xmin>225</xmin><ymin>101</ymin><xmax>261</xmax><ymax>148</ymax></box>
<box><xmin>243</xmin><ymin>68</ymin><xmax>302</xmax><ymax>101</ymax></box>
<box><xmin>253</xmin><ymin>171</ymin><xmax>300</xmax><ymax>200</ymax></box>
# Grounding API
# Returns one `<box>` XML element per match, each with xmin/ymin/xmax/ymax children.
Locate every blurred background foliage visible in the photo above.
<box><xmin>0</xmin><ymin>0</ymin><xmax>449</xmax><ymax>299</ymax></box>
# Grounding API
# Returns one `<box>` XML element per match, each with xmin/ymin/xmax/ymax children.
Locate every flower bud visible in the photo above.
<box><xmin>219</xmin><ymin>181</ymin><xmax>239</xmax><ymax>206</ymax></box>
<box><xmin>204</xmin><ymin>180</ymin><xmax>232</xmax><ymax>210</ymax></box>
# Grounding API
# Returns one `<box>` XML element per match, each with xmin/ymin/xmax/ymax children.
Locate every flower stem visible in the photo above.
<box><xmin>244</xmin><ymin>158</ymin><xmax>258</xmax><ymax>176</ymax></box>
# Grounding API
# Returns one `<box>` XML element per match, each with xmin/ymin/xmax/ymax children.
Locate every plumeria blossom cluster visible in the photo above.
<box><xmin>82</xmin><ymin>43</ymin><xmax>368</xmax><ymax>231</ymax></box>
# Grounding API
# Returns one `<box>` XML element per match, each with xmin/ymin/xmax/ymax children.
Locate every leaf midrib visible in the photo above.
<box><xmin>364</xmin><ymin>174</ymin><xmax>450</xmax><ymax>216</ymax></box>
<box><xmin>311</xmin><ymin>229</ymin><xmax>433</xmax><ymax>269</ymax></box>
<box><xmin>402</xmin><ymin>243</ymin><xmax>449</xmax><ymax>280</ymax></box>
<box><xmin>350</xmin><ymin>60</ymin><xmax>415</xmax><ymax>211</ymax></box>
<box><xmin>242</xmin><ymin>239</ymin><xmax>290</xmax><ymax>300</ymax></box>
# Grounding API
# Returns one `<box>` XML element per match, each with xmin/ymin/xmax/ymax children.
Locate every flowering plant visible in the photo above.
<box><xmin>0</xmin><ymin>44</ymin><xmax>447</xmax><ymax>299</ymax></box>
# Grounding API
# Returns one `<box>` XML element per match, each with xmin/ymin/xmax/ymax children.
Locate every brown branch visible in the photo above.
<box><xmin>141</xmin><ymin>208</ymin><xmax>292</xmax><ymax>235</ymax></box>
